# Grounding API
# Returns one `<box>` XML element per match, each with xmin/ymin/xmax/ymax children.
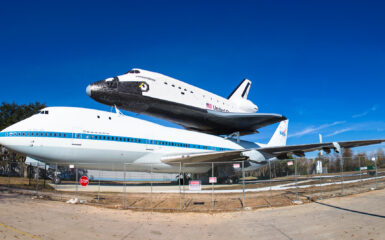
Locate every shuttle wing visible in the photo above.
<box><xmin>161</xmin><ymin>139</ymin><xmax>385</xmax><ymax>164</ymax></box>
<box><xmin>193</xmin><ymin>111</ymin><xmax>287</xmax><ymax>136</ymax></box>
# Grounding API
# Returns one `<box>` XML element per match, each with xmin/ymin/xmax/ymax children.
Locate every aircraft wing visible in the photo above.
<box><xmin>257</xmin><ymin>139</ymin><xmax>385</xmax><ymax>157</ymax></box>
<box><xmin>161</xmin><ymin>139</ymin><xmax>385</xmax><ymax>164</ymax></box>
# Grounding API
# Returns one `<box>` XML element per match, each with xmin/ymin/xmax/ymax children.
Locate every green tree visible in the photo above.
<box><xmin>0</xmin><ymin>101</ymin><xmax>46</xmax><ymax>130</ymax></box>
<box><xmin>376</xmin><ymin>148</ymin><xmax>385</xmax><ymax>168</ymax></box>
<box><xmin>342</xmin><ymin>148</ymin><xmax>354</xmax><ymax>171</ymax></box>
<box><xmin>0</xmin><ymin>102</ymin><xmax>46</xmax><ymax>169</ymax></box>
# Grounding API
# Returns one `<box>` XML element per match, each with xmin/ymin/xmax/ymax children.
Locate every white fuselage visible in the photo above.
<box><xmin>115</xmin><ymin>69</ymin><xmax>258</xmax><ymax>113</ymax></box>
<box><xmin>0</xmin><ymin>107</ymin><xmax>260</xmax><ymax>173</ymax></box>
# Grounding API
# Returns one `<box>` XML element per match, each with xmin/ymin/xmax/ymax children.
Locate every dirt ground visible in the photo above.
<box><xmin>1</xmin><ymin>188</ymin><xmax>385</xmax><ymax>240</ymax></box>
<box><xmin>1</xmin><ymin>173</ymin><xmax>384</xmax><ymax>212</ymax></box>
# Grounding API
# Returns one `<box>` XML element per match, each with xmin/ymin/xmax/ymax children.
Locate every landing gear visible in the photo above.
<box><xmin>225</xmin><ymin>175</ymin><xmax>239</xmax><ymax>184</ymax></box>
<box><xmin>52</xmin><ymin>176</ymin><xmax>61</xmax><ymax>184</ymax></box>
<box><xmin>49</xmin><ymin>170</ymin><xmax>62</xmax><ymax>184</ymax></box>
<box><xmin>177</xmin><ymin>173</ymin><xmax>191</xmax><ymax>185</ymax></box>
<box><xmin>218</xmin><ymin>175</ymin><xmax>239</xmax><ymax>184</ymax></box>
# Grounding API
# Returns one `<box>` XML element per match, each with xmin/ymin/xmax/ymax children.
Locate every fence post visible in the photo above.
<box><xmin>373</xmin><ymin>156</ymin><xmax>378</xmax><ymax>189</ymax></box>
<box><xmin>7</xmin><ymin>161</ymin><xmax>11</xmax><ymax>189</ymax></box>
<box><xmin>242</xmin><ymin>161</ymin><xmax>245</xmax><ymax>209</ymax></box>
<box><xmin>44</xmin><ymin>163</ymin><xmax>46</xmax><ymax>188</ymax></box>
<box><xmin>341</xmin><ymin>158</ymin><xmax>344</xmax><ymax>195</ymax></box>
<box><xmin>295</xmin><ymin>158</ymin><xmax>298</xmax><ymax>201</ymax></box>
<box><xmin>123</xmin><ymin>164</ymin><xmax>126</xmax><ymax>209</ymax></box>
<box><xmin>319</xmin><ymin>157</ymin><xmax>323</xmax><ymax>200</ymax></box>
<box><xmin>179</xmin><ymin>162</ymin><xmax>182</xmax><ymax>210</ymax></box>
<box><xmin>29</xmin><ymin>163</ymin><xmax>32</xmax><ymax>186</ymax></box>
<box><xmin>359</xmin><ymin>156</ymin><xmax>362</xmax><ymax>191</ymax></box>
<box><xmin>182</xmin><ymin>164</ymin><xmax>185</xmax><ymax>209</ymax></box>
<box><xmin>97</xmin><ymin>170</ymin><xmax>101</xmax><ymax>204</ymax></box>
<box><xmin>268</xmin><ymin>160</ymin><xmax>272</xmax><ymax>207</ymax></box>
<box><xmin>211</xmin><ymin>162</ymin><xmax>214</xmax><ymax>210</ymax></box>
<box><xmin>54</xmin><ymin>163</ymin><xmax>57</xmax><ymax>200</ymax></box>
<box><xmin>150</xmin><ymin>164</ymin><xmax>153</xmax><ymax>211</ymax></box>
<box><xmin>75</xmin><ymin>167</ymin><xmax>78</xmax><ymax>200</ymax></box>
<box><xmin>35</xmin><ymin>164</ymin><xmax>39</xmax><ymax>195</ymax></box>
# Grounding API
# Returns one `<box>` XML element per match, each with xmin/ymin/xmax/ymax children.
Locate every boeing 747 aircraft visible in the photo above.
<box><xmin>86</xmin><ymin>69</ymin><xmax>286</xmax><ymax>136</ymax></box>
<box><xmin>0</xmin><ymin>107</ymin><xmax>383</xmax><ymax>176</ymax></box>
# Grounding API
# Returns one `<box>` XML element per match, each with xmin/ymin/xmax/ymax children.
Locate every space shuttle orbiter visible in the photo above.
<box><xmin>86</xmin><ymin>68</ymin><xmax>286</xmax><ymax>136</ymax></box>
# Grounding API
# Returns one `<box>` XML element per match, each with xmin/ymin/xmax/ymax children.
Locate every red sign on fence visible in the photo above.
<box><xmin>209</xmin><ymin>177</ymin><xmax>217</xmax><ymax>183</ymax></box>
<box><xmin>189</xmin><ymin>180</ymin><xmax>202</xmax><ymax>191</ymax></box>
<box><xmin>80</xmin><ymin>176</ymin><xmax>89</xmax><ymax>186</ymax></box>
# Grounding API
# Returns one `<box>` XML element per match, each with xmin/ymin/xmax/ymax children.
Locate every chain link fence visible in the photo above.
<box><xmin>1</xmin><ymin>155</ymin><xmax>384</xmax><ymax>212</ymax></box>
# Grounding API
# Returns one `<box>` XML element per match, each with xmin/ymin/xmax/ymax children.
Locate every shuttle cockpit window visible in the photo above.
<box><xmin>106</xmin><ymin>77</ymin><xmax>118</xmax><ymax>88</ymax></box>
<box><xmin>127</xmin><ymin>69</ymin><xmax>141</xmax><ymax>74</ymax></box>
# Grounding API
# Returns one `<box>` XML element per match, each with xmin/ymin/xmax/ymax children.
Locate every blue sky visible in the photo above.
<box><xmin>0</xmin><ymin>0</ymin><xmax>384</xmax><ymax>155</ymax></box>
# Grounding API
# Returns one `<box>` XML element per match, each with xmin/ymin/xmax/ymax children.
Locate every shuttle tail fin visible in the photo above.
<box><xmin>227</xmin><ymin>79</ymin><xmax>252</xmax><ymax>100</ymax></box>
<box><xmin>268</xmin><ymin>120</ymin><xmax>289</xmax><ymax>147</ymax></box>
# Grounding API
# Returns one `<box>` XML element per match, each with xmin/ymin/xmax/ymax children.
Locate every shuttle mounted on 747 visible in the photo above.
<box><xmin>0</xmin><ymin>107</ymin><xmax>383</xmax><ymax>175</ymax></box>
<box><xmin>86</xmin><ymin>69</ymin><xmax>286</xmax><ymax>136</ymax></box>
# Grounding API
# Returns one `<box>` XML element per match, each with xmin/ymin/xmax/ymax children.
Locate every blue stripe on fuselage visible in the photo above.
<box><xmin>0</xmin><ymin>131</ymin><xmax>233</xmax><ymax>152</ymax></box>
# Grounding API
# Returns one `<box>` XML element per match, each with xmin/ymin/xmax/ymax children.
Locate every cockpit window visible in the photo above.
<box><xmin>36</xmin><ymin>110</ymin><xmax>49</xmax><ymax>115</ymax></box>
<box><xmin>127</xmin><ymin>69</ymin><xmax>140</xmax><ymax>74</ymax></box>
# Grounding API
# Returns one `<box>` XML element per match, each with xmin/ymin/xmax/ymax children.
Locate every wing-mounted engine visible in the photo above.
<box><xmin>240</xmin><ymin>150</ymin><xmax>269</xmax><ymax>163</ymax></box>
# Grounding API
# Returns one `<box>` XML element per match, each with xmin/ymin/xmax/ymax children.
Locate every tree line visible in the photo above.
<box><xmin>251</xmin><ymin>148</ymin><xmax>385</xmax><ymax>179</ymax></box>
<box><xmin>0</xmin><ymin>102</ymin><xmax>46</xmax><ymax>174</ymax></box>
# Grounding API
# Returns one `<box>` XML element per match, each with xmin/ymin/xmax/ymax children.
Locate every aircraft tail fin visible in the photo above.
<box><xmin>228</xmin><ymin>79</ymin><xmax>252</xmax><ymax>100</ymax></box>
<box><xmin>268</xmin><ymin>120</ymin><xmax>289</xmax><ymax>147</ymax></box>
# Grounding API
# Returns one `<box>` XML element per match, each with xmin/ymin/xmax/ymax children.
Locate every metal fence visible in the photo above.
<box><xmin>1</xmin><ymin>155</ymin><xmax>384</xmax><ymax>212</ymax></box>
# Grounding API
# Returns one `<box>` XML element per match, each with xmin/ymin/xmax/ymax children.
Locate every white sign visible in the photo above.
<box><xmin>233</xmin><ymin>163</ymin><xmax>240</xmax><ymax>169</ymax></box>
<box><xmin>360</xmin><ymin>167</ymin><xmax>368</xmax><ymax>170</ymax></box>
<box><xmin>69</xmin><ymin>164</ymin><xmax>74</xmax><ymax>169</ymax></box>
<box><xmin>287</xmin><ymin>161</ymin><xmax>293</xmax><ymax>166</ymax></box>
<box><xmin>209</xmin><ymin>177</ymin><xmax>217</xmax><ymax>184</ymax></box>
<box><xmin>189</xmin><ymin>180</ymin><xmax>202</xmax><ymax>191</ymax></box>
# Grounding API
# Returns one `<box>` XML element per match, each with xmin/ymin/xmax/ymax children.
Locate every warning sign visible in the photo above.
<box><xmin>209</xmin><ymin>177</ymin><xmax>217</xmax><ymax>183</ymax></box>
<box><xmin>189</xmin><ymin>180</ymin><xmax>201</xmax><ymax>191</ymax></box>
<box><xmin>80</xmin><ymin>176</ymin><xmax>89</xmax><ymax>186</ymax></box>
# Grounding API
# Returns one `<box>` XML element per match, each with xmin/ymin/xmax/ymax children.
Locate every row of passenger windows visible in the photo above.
<box><xmin>85</xmin><ymin>134</ymin><xmax>226</xmax><ymax>150</ymax></box>
<box><xmin>9</xmin><ymin>132</ymin><xmax>66</xmax><ymax>137</ymax></box>
<box><xmin>4</xmin><ymin>131</ymin><xmax>228</xmax><ymax>151</ymax></box>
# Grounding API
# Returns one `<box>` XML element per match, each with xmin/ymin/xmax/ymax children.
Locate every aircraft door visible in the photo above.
<box><xmin>72</xmin><ymin>128</ymin><xmax>82</xmax><ymax>146</ymax></box>
<box><xmin>146</xmin><ymin>140</ymin><xmax>161</xmax><ymax>151</ymax></box>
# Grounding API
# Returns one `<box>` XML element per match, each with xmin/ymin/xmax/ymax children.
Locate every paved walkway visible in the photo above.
<box><xmin>0</xmin><ymin>189</ymin><xmax>384</xmax><ymax>239</ymax></box>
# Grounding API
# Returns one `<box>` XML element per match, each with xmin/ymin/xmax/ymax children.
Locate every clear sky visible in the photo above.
<box><xmin>0</xmin><ymin>0</ymin><xmax>384</xmax><ymax>155</ymax></box>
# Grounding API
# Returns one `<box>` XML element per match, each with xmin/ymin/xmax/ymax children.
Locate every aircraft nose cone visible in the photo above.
<box><xmin>86</xmin><ymin>84</ymin><xmax>92</xmax><ymax>97</ymax></box>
